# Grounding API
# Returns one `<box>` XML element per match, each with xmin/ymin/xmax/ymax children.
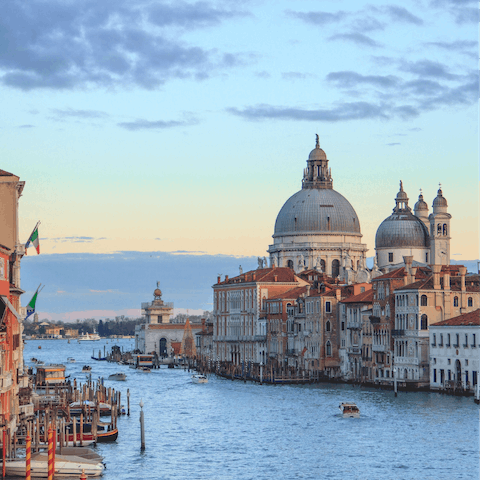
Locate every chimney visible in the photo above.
<box><xmin>336</xmin><ymin>288</ymin><xmax>341</xmax><ymax>301</ymax></box>
<box><xmin>432</xmin><ymin>265</ymin><xmax>441</xmax><ymax>290</ymax></box>
<box><xmin>306</xmin><ymin>285</ymin><xmax>311</xmax><ymax>296</ymax></box>
<box><xmin>459</xmin><ymin>266</ymin><xmax>467</xmax><ymax>291</ymax></box>
<box><xmin>225</xmin><ymin>275</ymin><xmax>229</xmax><ymax>282</ymax></box>
<box><xmin>217</xmin><ymin>276</ymin><xmax>221</xmax><ymax>284</ymax></box>
<box><xmin>403</xmin><ymin>255</ymin><xmax>414</xmax><ymax>284</ymax></box>
<box><xmin>274</xmin><ymin>275</ymin><xmax>278</xmax><ymax>282</ymax></box>
<box><xmin>252</xmin><ymin>273</ymin><xmax>256</xmax><ymax>281</ymax></box>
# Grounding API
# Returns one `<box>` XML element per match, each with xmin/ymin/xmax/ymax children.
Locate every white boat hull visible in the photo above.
<box><xmin>192</xmin><ymin>375</ymin><xmax>208</xmax><ymax>384</ymax></box>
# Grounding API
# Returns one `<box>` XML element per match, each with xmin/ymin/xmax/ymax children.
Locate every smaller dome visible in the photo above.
<box><xmin>154</xmin><ymin>288</ymin><xmax>162</xmax><ymax>297</ymax></box>
<box><xmin>433</xmin><ymin>188</ymin><xmax>448</xmax><ymax>207</ymax></box>
<box><xmin>309</xmin><ymin>147</ymin><xmax>327</xmax><ymax>161</ymax></box>
<box><xmin>414</xmin><ymin>193</ymin><xmax>428</xmax><ymax>211</ymax></box>
<box><xmin>396</xmin><ymin>180</ymin><xmax>408</xmax><ymax>200</ymax></box>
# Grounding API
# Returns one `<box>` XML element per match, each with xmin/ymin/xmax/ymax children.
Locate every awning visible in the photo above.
<box><xmin>0</xmin><ymin>295</ymin><xmax>22</xmax><ymax>321</ymax></box>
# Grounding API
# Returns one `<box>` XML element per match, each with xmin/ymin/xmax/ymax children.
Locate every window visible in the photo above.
<box><xmin>468</xmin><ymin>297</ymin><xmax>473</xmax><ymax>307</ymax></box>
<box><xmin>443</xmin><ymin>224</ymin><xmax>447</xmax><ymax>235</ymax></box>
<box><xmin>439</xmin><ymin>334</ymin><xmax>443</xmax><ymax>346</ymax></box>
<box><xmin>326</xmin><ymin>341</ymin><xmax>332</xmax><ymax>356</ymax></box>
<box><xmin>421</xmin><ymin>314</ymin><xmax>428</xmax><ymax>330</ymax></box>
<box><xmin>465</xmin><ymin>359</ymin><xmax>469</xmax><ymax>366</ymax></box>
<box><xmin>331</xmin><ymin>260</ymin><xmax>340</xmax><ymax>278</ymax></box>
<box><xmin>432</xmin><ymin>333</ymin><xmax>436</xmax><ymax>346</ymax></box>
<box><xmin>453</xmin><ymin>296</ymin><xmax>458</xmax><ymax>307</ymax></box>
<box><xmin>421</xmin><ymin>295</ymin><xmax>427</xmax><ymax>306</ymax></box>
<box><xmin>325</xmin><ymin>302</ymin><xmax>331</xmax><ymax>313</ymax></box>
<box><xmin>472</xmin><ymin>333</ymin><xmax>476</xmax><ymax>347</ymax></box>
<box><xmin>454</xmin><ymin>334</ymin><xmax>459</xmax><ymax>348</ymax></box>
<box><xmin>433</xmin><ymin>369</ymin><xmax>437</xmax><ymax>382</ymax></box>
<box><xmin>326</xmin><ymin>321</ymin><xmax>331</xmax><ymax>332</ymax></box>
<box><xmin>287</xmin><ymin>260</ymin><xmax>294</xmax><ymax>269</ymax></box>
<box><xmin>425</xmin><ymin>252</ymin><xmax>429</xmax><ymax>263</ymax></box>
<box><xmin>388</xmin><ymin>252</ymin><xmax>393</xmax><ymax>262</ymax></box>
<box><xmin>341</xmin><ymin>321</ymin><xmax>345</xmax><ymax>331</ymax></box>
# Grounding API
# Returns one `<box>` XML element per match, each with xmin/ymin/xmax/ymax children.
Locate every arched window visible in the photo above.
<box><xmin>325</xmin><ymin>321</ymin><xmax>331</xmax><ymax>332</ymax></box>
<box><xmin>287</xmin><ymin>260</ymin><xmax>294</xmax><ymax>269</ymax></box>
<box><xmin>443</xmin><ymin>224</ymin><xmax>448</xmax><ymax>236</ymax></box>
<box><xmin>421</xmin><ymin>314</ymin><xmax>428</xmax><ymax>330</ymax></box>
<box><xmin>468</xmin><ymin>297</ymin><xmax>473</xmax><ymax>307</ymax></box>
<box><xmin>331</xmin><ymin>259</ymin><xmax>340</xmax><ymax>278</ymax></box>
<box><xmin>320</xmin><ymin>259</ymin><xmax>326</xmax><ymax>272</ymax></box>
<box><xmin>453</xmin><ymin>296</ymin><xmax>458</xmax><ymax>307</ymax></box>
<box><xmin>437</xmin><ymin>224</ymin><xmax>442</xmax><ymax>235</ymax></box>
<box><xmin>326</xmin><ymin>341</ymin><xmax>332</xmax><ymax>356</ymax></box>
<box><xmin>421</xmin><ymin>295</ymin><xmax>428</xmax><ymax>306</ymax></box>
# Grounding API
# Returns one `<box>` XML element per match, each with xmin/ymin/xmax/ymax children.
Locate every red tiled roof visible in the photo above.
<box><xmin>433</xmin><ymin>309</ymin><xmax>480</xmax><ymax>327</ymax></box>
<box><xmin>0</xmin><ymin>170</ymin><xmax>14</xmax><ymax>176</ymax></box>
<box><xmin>373</xmin><ymin>266</ymin><xmax>430</xmax><ymax>281</ymax></box>
<box><xmin>268</xmin><ymin>285</ymin><xmax>310</xmax><ymax>301</ymax></box>
<box><xmin>217</xmin><ymin>267</ymin><xmax>298</xmax><ymax>285</ymax></box>
<box><xmin>396</xmin><ymin>274</ymin><xmax>480</xmax><ymax>292</ymax></box>
<box><xmin>340</xmin><ymin>289</ymin><xmax>374</xmax><ymax>304</ymax></box>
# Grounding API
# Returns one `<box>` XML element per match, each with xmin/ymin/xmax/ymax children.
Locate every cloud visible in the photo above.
<box><xmin>255</xmin><ymin>71</ymin><xmax>271</xmax><ymax>79</ymax></box>
<box><xmin>227</xmin><ymin>102</ymin><xmax>405</xmax><ymax>122</ymax></box>
<box><xmin>401</xmin><ymin>60</ymin><xmax>459</xmax><ymax>80</ymax></box>
<box><xmin>286</xmin><ymin>10</ymin><xmax>348</xmax><ymax>25</ymax></box>
<box><xmin>328</xmin><ymin>33</ymin><xmax>381</xmax><ymax>48</ymax></box>
<box><xmin>147</xmin><ymin>2</ymin><xmax>250</xmax><ymax>28</ymax></box>
<box><xmin>386</xmin><ymin>142</ymin><xmax>401</xmax><ymax>146</ymax></box>
<box><xmin>382</xmin><ymin>6</ymin><xmax>423</xmax><ymax>25</ymax></box>
<box><xmin>89</xmin><ymin>289</ymin><xmax>119</xmax><ymax>294</ymax></box>
<box><xmin>281</xmin><ymin>72</ymin><xmax>316</xmax><ymax>81</ymax></box>
<box><xmin>19</xmin><ymin>124</ymin><xmax>35</xmax><ymax>128</ymax></box>
<box><xmin>45</xmin><ymin>236</ymin><xmax>105</xmax><ymax>243</ymax></box>
<box><xmin>0</xmin><ymin>0</ymin><xmax>246</xmax><ymax>91</ymax></box>
<box><xmin>117</xmin><ymin>117</ymin><xmax>199</xmax><ymax>131</ymax></box>
<box><xmin>326</xmin><ymin>71</ymin><xmax>399</xmax><ymax>88</ymax></box>
<box><xmin>50</xmin><ymin>108</ymin><xmax>109</xmax><ymax>119</ymax></box>
<box><xmin>425</xmin><ymin>40</ymin><xmax>477</xmax><ymax>51</ymax></box>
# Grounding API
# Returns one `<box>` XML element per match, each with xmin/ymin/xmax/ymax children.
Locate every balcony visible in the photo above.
<box><xmin>347</xmin><ymin>347</ymin><xmax>361</xmax><ymax>355</ymax></box>
<box><xmin>391</xmin><ymin>330</ymin><xmax>405</xmax><ymax>337</ymax></box>
<box><xmin>471</xmin><ymin>344</ymin><xmax>477</xmax><ymax>348</ymax></box>
<box><xmin>394</xmin><ymin>357</ymin><xmax>419</xmax><ymax>365</ymax></box>
<box><xmin>347</xmin><ymin>321</ymin><xmax>362</xmax><ymax>330</ymax></box>
<box><xmin>254</xmin><ymin>335</ymin><xmax>267</xmax><ymax>342</ymax></box>
<box><xmin>372</xmin><ymin>344</ymin><xmax>385</xmax><ymax>352</ymax></box>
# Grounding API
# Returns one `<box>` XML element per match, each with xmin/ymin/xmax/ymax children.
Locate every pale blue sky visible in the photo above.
<box><xmin>1</xmin><ymin>0</ymin><xmax>477</xmax><ymax>318</ymax></box>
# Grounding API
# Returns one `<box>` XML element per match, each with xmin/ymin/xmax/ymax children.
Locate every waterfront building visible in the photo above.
<box><xmin>340</xmin><ymin>289</ymin><xmax>374</xmax><ymax>382</ymax></box>
<box><xmin>369</xmin><ymin>258</ymin><xmax>430</xmax><ymax>385</ymax></box>
<box><xmin>135</xmin><ymin>284</ymin><xmax>202</xmax><ymax>357</ymax></box>
<box><xmin>268</xmin><ymin>137</ymin><xmax>369</xmax><ymax>282</ymax></box>
<box><xmin>195</xmin><ymin>319</ymin><xmax>214</xmax><ymax>366</ymax></box>
<box><xmin>212</xmin><ymin>267</ymin><xmax>308</xmax><ymax>366</ymax></box>
<box><xmin>376</xmin><ymin>183</ymin><xmax>452</xmax><ymax>270</ymax></box>
<box><xmin>429</xmin><ymin>309</ymin><xmax>479</xmax><ymax>393</ymax></box>
<box><xmin>0</xmin><ymin>169</ymin><xmax>27</xmax><ymax>435</ymax></box>
<box><xmin>393</xmin><ymin>264</ymin><xmax>480</xmax><ymax>387</ymax></box>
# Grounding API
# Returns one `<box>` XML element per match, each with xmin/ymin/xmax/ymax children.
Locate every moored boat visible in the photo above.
<box><xmin>108</xmin><ymin>372</ymin><xmax>127</xmax><ymax>381</ymax></box>
<box><xmin>192</xmin><ymin>374</ymin><xmax>208</xmax><ymax>384</ymax></box>
<box><xmin>96</xmin><ymin>422</ymin><xmax>119</xmax><ymax>442</ymax></box>
<box><xmin>339</xmin><ymin>402</ymin><xmax>360</xmax><ymax>418</ymax></box>
<box><xmin>69</xmin><ymin>400</ymin><xmax>112</xmax><ymax>416</ymax></box>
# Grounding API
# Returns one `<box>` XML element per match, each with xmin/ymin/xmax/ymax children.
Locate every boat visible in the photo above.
<box><xmin>108</xmin><ymin>372</ymin><xmax>127</xmax><ymax>381</ymax></box>
<box><xmin>78</xmin><ymin>332</ymin><xmax>101</xmax><ymax>341</ymax></box>
<box><xmin>38</xmin><ymin>345</ymin><xmax>41</xmax><ymax>349</ymax></box>
<box><xmin>67</xmin><ymin>357</ymin><xmax>76</xmax><ymax>363</ymax></box>
<box><xmin>4</xmin><ymin>453</ymin><xmax>104</xmax><ymax>477</ymax></box>
<box><xmin>139</xmin><ymin>366</ymin><xmax>151</xmax><ymax>372</ymax></box>
<box><xmin>82</xmin><ymin>365</ymin><xmax>92</xmax><ymax>372</ymax></box>
<box><xmin>192</xmin><ymin>374</ymin><xmax>208</xmax><ymax>384</ymax></box>
<box><xmin>69</xmin><ymin>400</ymin><xmax>112</xmax><ymax>416</ymax></box>
<box><xmin>96</xmin><ymin>422</ymin><xmax>119</xmax><ymax>442</ymax></box>
<box><xmin>339</xmin><ymin>402</ymin><xmax>360</xmax><ymax>418</ymax></box>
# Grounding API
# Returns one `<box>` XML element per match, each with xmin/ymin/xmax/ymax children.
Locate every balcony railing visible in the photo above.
<box><xmin>347</xmin><ymin>321</ymin><xmax>362</xmax><ymax>330</ymax></box>
<box><xmin>347</xmin><ymin>347</ymin><xmax>361</xmax><ymax>354</ymax></box>
<box><xmin>372</xmin><ymin>344</ymin><xmax>385</xmax><ymax>352</ymax></box>
<box><xmin>391</xmin><ymin>329</ymin><xmax>405</xmax><ymax>337</ymax></box>
<box><xmin>254</xmin><ymin>335</ymin><xmax>267</xmax><ymax>342</ymax></box>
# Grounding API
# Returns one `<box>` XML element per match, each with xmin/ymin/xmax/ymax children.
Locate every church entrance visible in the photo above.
<box><xmin>159</xmin><ymin>338</ymin><xmax>167</xmax><ymax>357</ymax></box>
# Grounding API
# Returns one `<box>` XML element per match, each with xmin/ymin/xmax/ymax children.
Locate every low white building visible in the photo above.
<box><xmin>429</xmin><ymin>309</ymin><xmax>479</xmax><ymax>393</ymax></box>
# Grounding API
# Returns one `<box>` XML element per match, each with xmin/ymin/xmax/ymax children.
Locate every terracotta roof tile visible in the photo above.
<box><xmin>340</xmin><ymin>289</ymin><xmax>374</xmax><ymax>304</ymax></box>
<box><xmin>217</xmin><ymin>267</ymin><xmax>298</xmax><ymax>285</ymax></box>
<box><xmin>269</xmin><ymin>285</ymin><xmax>310</xmax><ymax>300</ymax></box>
<box><xmin>432</xmin><ymin>309</ymin><xmax>480</xmax><ymax>327</ymax></box>
<box><xmin>0</xmin><ymin>169</ymin><xmax>14</xmax><ymax>176</ymax></box>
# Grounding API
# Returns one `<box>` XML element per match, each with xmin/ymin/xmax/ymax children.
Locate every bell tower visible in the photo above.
<box><xmin>429</xmin><ymin>186</ymin><xmax>451</xmax><ymax>265</ymax></box>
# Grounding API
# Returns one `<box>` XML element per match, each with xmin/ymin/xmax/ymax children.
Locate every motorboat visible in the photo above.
<box><xmin>139</xmin><ymin>366</ymin><xmax>151</xmax><ymax>372</ymax></box>
<box><xmin>96</xmin><ymin>422</ymin><xmax>119</xmax><ymax>442</ymax></box>
<box><xmin>67</xmin><ymin>357</ymin><xmax>76</xmax><ymax>363</ymax></box>
<box><xmin>4</xmin><ymin>453</ymin><xmax>104</xmax><ymax>477</ymax></box>
<box><xmin>108</xmin><ymin>372</ymin><xmax>127</xmax><ymax>381</ymax></box>
<box><xmin>82</xmin><ymin>365</ymin><xmax>92</xmax><ymax>372</ymax></box>
<box><xmin>69</xmin><ymin>400</ymin><xmax>112</xmax><ymax>416</ymax></box>
<box><xmin>192</xmin><ymin>374</ymin><xmax>208</xmax><ymax>384</ymax></box>
<box><xmin>78</xmin><ymin>332</ymin><xmax>101</xmax><ymax>341</ymax></box>
<box><xmin>339</xmin><ymin>402</ymin><xmax>360</xmax><ymax>418</ymax></box>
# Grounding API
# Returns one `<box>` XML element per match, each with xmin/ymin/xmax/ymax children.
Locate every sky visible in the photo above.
<box><xmin>1</xmin><ymin>0</ymin><xmax>478</xmax><ymax>320</ymax></box>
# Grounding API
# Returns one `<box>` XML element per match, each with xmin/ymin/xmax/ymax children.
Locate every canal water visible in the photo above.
<box><xmin>24</xmin><ymin>339</ymin><xmax>478</xmax><ymax>480</ymax></box>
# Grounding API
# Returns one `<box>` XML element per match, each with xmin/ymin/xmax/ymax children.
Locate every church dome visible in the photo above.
<box><xmin>376</xmin><ymin>182</ymin><xmax>429</xmax><ymax>248</ymax></box>
<box><xmin>433</xmin><ymin>188</ymin><xmax>447</xmax><ymax>207</ymax></box>
<box><xmin>375</xmin><ymin>214</ymin><xmax>429</xmax><ymax>248</ymax></box>
<box><xmin>414</xmin><ymin>193</ymin><xmax>428</xmax><ymax>211</ymax></box>
<box><xmin>308</xmin><ymin>145</ymin><xmax>327</xmax><ymax>160</ymax></box>
<box><xmin>274</xmin><ymin>188</ymin><xmax>361</xmax><ymax>236</ymax></box>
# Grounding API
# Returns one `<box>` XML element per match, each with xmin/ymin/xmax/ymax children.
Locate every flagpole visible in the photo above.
<box><xmin>25</xmin><ymin>221</ymin><xmax>40</xmax><ymax>245</ymax></box>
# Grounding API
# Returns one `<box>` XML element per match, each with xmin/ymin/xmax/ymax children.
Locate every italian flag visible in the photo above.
<box><xmin>25</xmin><ymin>288</ymin><xmax>39</xmax><ymax>319</ymax></box>
<box><xmin>25</xmin><ymin>224</ymin><xmax>40</xmax><ymax>255</ymax></box>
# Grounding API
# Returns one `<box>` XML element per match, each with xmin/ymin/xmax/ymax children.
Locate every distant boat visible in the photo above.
<box><xmin>339</xmin><ymin>402</ymin><xmax>360</xmax><ymax>418</ymax></box>
<box><xmin>82</xmin><ymin>365</ymin><xmax>92</xmax><ymax>372</ymax></box>
<box><xmin>78</xmin><ymin>332</ymin><xmax>101</xmax><ymax>341</ymax></box>
<box><xmin>108</xmin><ymin>372</ymin><xmax>127</xmax><ymax>381</ymax></box>
<box><xmin>192</xmin><ymin>374</ymin><xmax>208</xmax><ymax>384</ymax></box>
<box><xmin>67</xmin><ymin>357</ymin><xmax>76</xmax><ymax>363</ymax></box>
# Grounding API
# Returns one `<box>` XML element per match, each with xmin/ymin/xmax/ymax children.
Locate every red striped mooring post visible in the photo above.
<box><xmin>25</xmin><ymin>434</ymin><xmax>31</xmax><ymax>480</ymax></box>
<box><xmin>47</xmin><ymin>427</ymin><xmax>54</xmax><ymax>480</ymax></box>
<box><xmin>2</xmin><ymin>429</ymin><xmax>6</xmax><ymax>479</ymax></box>
<box><xmin>80</xmin><ymin>468</ymin><xmax>87</xmax><ymax>480</ymax></box>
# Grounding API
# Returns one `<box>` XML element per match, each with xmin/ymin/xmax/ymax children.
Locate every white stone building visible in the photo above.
<box><xmin>429</xmin><ymin>309</ymin><xmax>479</xmax><ymax>392</ymax></box>
<box><xmin>268</xmin><ymin>136</ymin><xmax>369</xmax><ymax>282</ymax></box>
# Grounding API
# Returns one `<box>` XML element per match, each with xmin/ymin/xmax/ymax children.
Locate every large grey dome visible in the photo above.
<box><xmin>376</xmin><ymin>213</ymin><xmax>429</xmax><ymax>248</ymax></box>
<box><xmin>274</xmin><ymin>188</ymin><xmax>361</xmax><ymax>236</ymax></box>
